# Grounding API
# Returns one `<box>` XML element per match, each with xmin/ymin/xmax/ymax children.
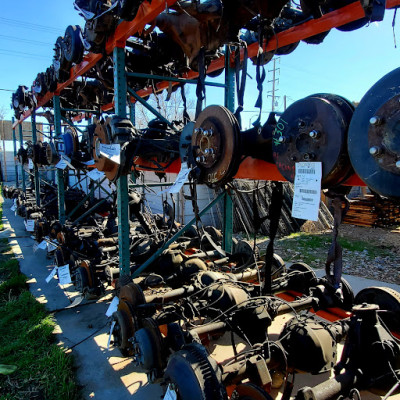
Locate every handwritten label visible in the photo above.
<box><xmin>159</xmin><ymin>163</ymin><xmax>192</xmax><ymax>195</ymax></box>
<box><xmin>45</xmin><ymin>266</ymin><xmax>58</xmax><ymax>283</ymax></box>
<box><xmin>58</xmin><ymin>264</ymin><xmax>72</xmax><ymax>286</ymax></box>
<box><xmin>107</xmin><ymin>320</ymin><xmax>116</xmax><ymax>350</ymax></box>
<box><xmin>25</xmin><ymin>220</ymin><xmax>35</xmax><ymax>232</ymax></box>
<box><xmin>87</xmin><ymin>168</ymin><xmax>105</xmax><ymax>181</ymax></box>
<box><xmin>99</xmin><ymin>143</ymin><xmax>120</xmax><ymax>164</ymax></box>
<box><xmin>105</xmin><ymin>296</ymin><xmax>119</xmax><ymax>317</ymax></box>
<box><xmin>292</xmin><ymin>162</ymin><xmax>322</xmax><ymax>221</ymax></box>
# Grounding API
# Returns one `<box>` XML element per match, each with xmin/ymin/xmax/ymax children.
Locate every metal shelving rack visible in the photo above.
<box><xmin>10</xmin><ymin>0</ymin><xmax>400</xmax><ymax>276</ymax></box>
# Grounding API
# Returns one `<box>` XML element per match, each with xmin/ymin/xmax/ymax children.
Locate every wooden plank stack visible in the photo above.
<box><xmin>343</xmin><ymin>195</ymin><xmax>400</xmax><ymax>228</ymax></box>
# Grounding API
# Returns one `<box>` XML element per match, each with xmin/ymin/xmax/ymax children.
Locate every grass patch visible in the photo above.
<box><xmin>275</xmin><ymin>232</ymin><xmax>395</xmax><ymax>265</ymax></box>
<box><xmin>0</xmin><ymin>219</ymin><xmax>79</xmax><ymax>400</ymax></box>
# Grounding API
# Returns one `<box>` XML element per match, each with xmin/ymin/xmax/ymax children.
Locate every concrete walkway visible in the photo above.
<box><xmin>2</xmin><ymin>196</ymin><xmax>399</xmax><ymax>400</ymax></box>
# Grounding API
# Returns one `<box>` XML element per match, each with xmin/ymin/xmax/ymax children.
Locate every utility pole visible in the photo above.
<box><xmin>268</xmin><ymin>58</ymin><xmax>280</xmax><ymax>112</ymax></box>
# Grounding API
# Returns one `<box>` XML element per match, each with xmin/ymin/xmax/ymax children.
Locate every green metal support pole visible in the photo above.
<box><xmin>114</xmin><ymin>46</ymin><xmax>130</xmax><ymax>276</ymax></box>
<box><xmin>31</xmin><ymin>112</ymin><xmax>41</xmax><ymax>206</ymax></box>
<box><xmin>223</xmin><ymin>45</ymin><xmax>235</xmax><ymax>253</ymax></box>
<box><xmin>18</xmin><ymin>124</ymin><xmax>26</xmax><ymax>192</ymax></box>
<box><xmin>12</xmin><ymin>118</ymin><xmax>19</xmax><ymax>188</ymax></box>
<box><xmin>54</xmin><ymin>95</ymin><xmax>66</xmax><ymax>224</ymax></box>
<box><xmin>129</xmin><ymin>103</ymin><xmax>136</xmax><ymax>184</ymax></box>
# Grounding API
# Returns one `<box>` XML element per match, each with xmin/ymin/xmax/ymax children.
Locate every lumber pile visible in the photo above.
<box><xmin>343</xmin><ymin>195</ymin><xmax>400</xmax><ymax>228</ymax></box>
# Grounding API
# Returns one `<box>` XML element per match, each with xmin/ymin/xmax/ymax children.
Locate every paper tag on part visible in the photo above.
<box><xmin>107</xmin><ymin>320</ymin><xmax>116</xmax><ymax>350</ymax></box>
<box><xmin>37</xmin><ymin>240</ymin><xmax>48</xmax><ymax>250</ymax></box>
<box><xmin>62</xmin><ymin>155</ymin><xmax>75</xmax><ymax>170</ymax></box>
<box><xmin>164</xmin><ymin>385</ymin><xmax>178</xmax><ymax>400</ymax></box>
<box><xmin>28</xmin><ymin>159</ymin><xmax>34</xmax><ymax>169</ymax></box>
<box><xmin>83</xmin><ymin>159</ymin><xmax>95</xmax><ymax>166</ymax></box>
<box><xmin>45</xmin><ymin>266</ymin><xmax>58</xmax><ymax>283</ymax></box>
<box><xmin>25</xmin><ymin>219</ymin><xmax>35</xmax><ymax>232</ymax></box>
<box><xmin>159</xmin><ymin>163</ymin><xmax>192</xmax><ymax>195</ymax></box>
<box><xmin>56</xmin><ymin>159</ymin><xmax>68</xmax><ymax>170</ymax></box>
<box><xmin>292</xmin><ymin>162</ymin><xmax>322</xmax><ymax>221</ymax></box>
<box><xmin>58</xmin><ymin>264</ymin><xmax>72</xmax><ymax>286</ymax></box>
<box><xmin>47</xmin><ymin>241</ymin><xmax>58</xmax><ymax>252</ymax></box>
<box><xmin>105</xmin><ymin>296</ymin><xmax>119</xmax><ymax>317</ymax></box>
<box><xmin>99</xmin><ymin>143</ymin><xmax>120</xmax><ymax>164</ymax></box>
<box><xmin>87</xmin><ymin>168</ymin><xmax>105</xmax><ymax>181</ymax></box>
<box><xmin>10</xmin><ymin>205</ymin><xmax>16</xmax><ymax>212</ymax></box>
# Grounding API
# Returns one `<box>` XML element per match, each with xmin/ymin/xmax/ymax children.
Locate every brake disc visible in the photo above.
<box><xmin>192</xmin><ymin>105</ymin><xmax>241</xmax><ymax>187</ymax></box>
<box><xmin>119</xmin><ymin>282</ymin><xmax>145</xmax><ymax>308</ymax></box>
<box><xmin>354</xmin><ymin>286</ymin><xmax>400</xmax><ymax>332</ymax></box>
<box><xmin>348</xmin><ymin>68</ymin><xmax>400</xmax><ymax>198</ymax></box>
<box><xmin>272</xmin><ymin>94</ymin><xmax>354</xmax><ymax>188</ymax></box>
<box><xmin>92</xmin><ymin>122</ymin><xmax>119</xmax><ymax>179</ymax></box>
<box><xmin>61</xmin><ymin>126</ymin><xmax>79</xmax><ymax>157</ymax></box>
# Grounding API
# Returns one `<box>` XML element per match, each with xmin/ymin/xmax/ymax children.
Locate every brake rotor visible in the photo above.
<box><xmin>272</xmin><ymin>94</ymin><xmax>354</xmax><ymax>188</ymax></box>
<box><xmin>61</xmin><ymin>126</ymin><xmax>79</xmax><ymax>157</ymax></box>
<box><xmin>348</xmin><ymin>68</ymin><xmax>400</xmax><ymax>198</ymax></box>
<box><xmin>232</xmin><ymin>383</ymin><xmax>273</xmax><ymax>400</ymax></box>
<box><xmin>46</xmin><ymin>142</ymin><xmax>60</xmax><ymax>165</ymax></box>
<box><xmin>112</xmin><ymin>303</ymin><xmax>136</xmax><ymax>357</ymax></box>
<box><xmin>92</xmin><ymin>122</ymin><xmax>119</xmax><ymax>180</ymax></box>
<box><xmin>192</xmin><ymin>105</ymin><xmax>241</xmax><ymax>187</ymax></box>
<box><xmin>354</xmin><ymin>286</ymin><xmax>400</xmax><ymax>332</ymax></box>
<box><xmin>119</xmin><ymin>282</ymin><xmax>146</xmax><ymax>308</ymax></box>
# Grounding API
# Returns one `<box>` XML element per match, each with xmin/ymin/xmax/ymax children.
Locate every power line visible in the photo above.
<box><xmin>0</xmin><ymin>17</ymin><xmax>61</xmax><ymax>34</ymax></box>
<box><xmin>0</xmin><ymin>89</ymin><xmax>14</xmax><ymax>92</ymax></box>
<box><xmin>0</xmin><ymin>48</ymin><xmax>49</xmax><ymax>60</ymax></box>
<box><xmin>0</xmin><ymin>34</ymin><xmax>53</xmax><ymax>46</ymax></box>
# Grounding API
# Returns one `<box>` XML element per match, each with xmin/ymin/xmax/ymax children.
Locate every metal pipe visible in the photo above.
<box><xmin>72</xmin><ymin>198</ymin><xmax>108</xmax><ymax>226</ymax></box>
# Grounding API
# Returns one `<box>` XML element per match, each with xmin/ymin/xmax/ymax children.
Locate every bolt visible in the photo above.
<box><xmin>196</xmin><ymin>156</ymin><xmax>206</xmax><ymax>163</ymax></box>
<box><xmin>203</xmin><ymin>128</ymin><xmax>213</xmax><ymax>137</ymax></box>
<box><xmin>396</xmin><ymin>160</ymin><xmax>400</xmax><ymax>169</ymax></box>
<box><xmin>204</xmin><ymin>148</ymin><xmax>215</xmax><ymax>155</ymax></box>
<box><xmin>194</xmin><ymin>128</ymin><xmax>202</xmax><ymax>134</ymax></box>
<box><xmin>369</xmin><ymin>146</ymin><xmax>381</xmax><ymax>157</ymax></box>
<box><xmin>298</xmin><ymin>120</ymin><xmax>306</xmax><ymax>129</ymax></box>
<box><xmin>369</xmin><ymin>116</ymin><xmax>381</xmax><ymax>126</ymax></box>
<box><xmin>303</xmin><ymin>153</ymin><xmax>314</xmax><ymax>161</ymax></box>
<box><xmin>309</xmin><ymin>130</ymin><xmax>320</xmax><ymax>139</ymax></box>
<box><xmin>277</xmin><ymin>136</ymin><xmax>287</xmax><ymax>144</ymax></box>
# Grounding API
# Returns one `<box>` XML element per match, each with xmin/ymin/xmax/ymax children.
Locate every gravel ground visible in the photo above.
<box><xmin>253</xmin><ymin>224</ymin><xmax>400</xmax><ymax>285</ymax></box>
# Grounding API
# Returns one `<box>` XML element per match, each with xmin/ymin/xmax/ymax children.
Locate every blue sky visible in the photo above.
<box><xmin>1</xmin><ymin>1</ymin><xmax>399</xmax><ymax>131</ymax></box>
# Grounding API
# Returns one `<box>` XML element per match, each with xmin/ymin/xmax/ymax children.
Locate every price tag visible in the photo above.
<box><xmin>56</xmin><ymin>159</ymin><xmax>68</xmax><ymax>170</ymax></box>
<box><xmin>87</xmin><ymin>168</ymin><xmax>105</xmax><ymax>181</ymax></box>
<box><xmin>107</xmin><ymin>320</ymin><xmax>116</xmax><ymax>350</ymax></box>
<box><xmin>83</xmin><ymin>159</ymin><xmax>95</xmax><ymax>166</ymax></box>
<box><xmin>105</xmin><ymin>297</ymin><xmax>119</xmax><ymax>317</ymax></box>
<box><xmin>45</xmin><ymin>266</ymin><xmax>58</xmax><ymax>283</ymax></box>
<box><xmin>159</xmin><ymin>163</ymin><xmax>192</xmax><ymax>195</ymax></box>
<box><xmin>292</xmin><ymin>162</ymin><xmax>322</xmax><ymax>222</ymax></box>
<box><xmin>37</xmin><ymin>240</ymin><xmax>48</xmax><ymax>250</ymax></box>
<box><xmin>57</xmin><ymin>264</ymin><xmax>72</xmax><ymax>286</ymax></box>
<box><xmin>164</xmin><ymin>385</ymin><xmax>178</xmax><ymax>400</ymax></box>
<box><xmin>47</xmin><ymin>241</ymin><xmax>58</xmax><ymax>252</ymax></box>
<box><xmin>25</xmin><ymin>220</ymin><xmax>35</xmax><ymax>232</ymax></box>
<box><xmin>28</xmin><ymin>159</ymin><xmax>34</xmax><ymax>169</ymax></box>
<box><xmin>99</xmin><ymin>143</ymin><xmax>120</xmax><ymax>164</ymax></box>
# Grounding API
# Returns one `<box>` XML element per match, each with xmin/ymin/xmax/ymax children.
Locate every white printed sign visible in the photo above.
<box><xmin>292</xmin><ymin>162</ymin><xmax>322</xmax><ymax>222</ymax></box>
<box><xmin>105</xmin><ymin>296</ymin><xmax>119</xmax><ymax>318</ymax></box>
<box><xmin>159</xmin><ymin>163</ymin><xmax>192</xmax><ymax>195</ymax></box>
<box><xmin>45</xmin><ymin>266</ymin><xmax>58</xmax><ymax>283</ymax></box>
<box><xmin>58</xmin><ymin>264</ymin><xmax>72</xmax><ymax>286</ymax></box>
<box><xmin>87</xmin><ymin>168</ymin><xmax>105</xmax><ymax>181</ymax></box>
<box><xmin>107</xmin><ymin>320</ymin><xmax>116</xmax><ymax>350</ymax></box>
<box><xmin>28</xmin><ymin>159</ymin><xmax>34</xmax><ymax>169</ymax></box>
<box><xmin>25</xmin><ymin>219</ymin><xmax>35</xmax><ymax>232</ymax></box>
<box><xmin>99</xmin><ymin>143</ymin><xmax>120</xmax><ymax>164</ymax></box>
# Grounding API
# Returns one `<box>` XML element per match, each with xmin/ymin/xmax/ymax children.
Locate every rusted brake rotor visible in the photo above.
<box><xmin>272</xmin><ymin>94</ymin><xmax>354</xmax><ymax>188</ymax></box>
<box><xmin>348</xmin><ymin>67</ymin><xmax>400</xmax><ymax>198</ymax></box>
<box><xmin>192</xmin><ymin>105</ymin><xmax>241</xmax><ymax>187</ymax></box>
<box><xmin>93</xmin><ymin>121</ymin><xmax>119</xmax><ymax>181</ymax></box>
